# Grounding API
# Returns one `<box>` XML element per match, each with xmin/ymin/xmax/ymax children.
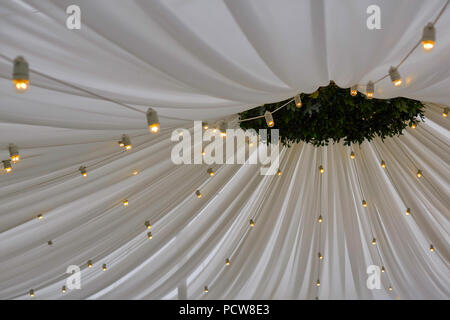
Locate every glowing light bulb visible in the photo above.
<box><xmin>429</xmin><ymin>244</ymin><xmax>434</xmax><ymax>252</ymax></box>
<box><xmin>3</xmin><ymin>160</ymin><xmax>12</xmax><ymax>173</ymax></box>
<box><xmin>276</xmin><ymin>169</ymin><xmax>282</xmax><ymax>176</ymax></box>
<box><xmin>416</xmin><ymin>170</ymin><xmax>422</xmax><ymax>178</ymax></box>
<box><xmin>318</xmin><ymin>215</ymin><xmax>323</xmax><ymax>223</ymax></box>
<box><xmin>318</xmin><ymin>252</ymin><xmax>323</xmax><ymax>260</ymax></box>
<box><xmin>9</xmin><ymin>144</ymin><xmax>20</xmax><ymax>163</ymax></box>
<box><xmin>362</xmin><ymin>200</ymin><xmax>367</xmax><ymax>207</ymax></box>
<box><xmin>102</xmin><ymin>264</ymin><xmax>107</xmax><ymax>271</ymax></box>
<box><xmin>264</xmin><ymin>111</ymin><xmax>274</xmax><ymax>127</ymax></box>
<box><xmin>29</xmin><ymin>289</ymin><xmax>34</xmax><ymax>297</ymax></box>
<box><xmin>350</xmin><ymin>85</ymin><xmax>358</xmax><ymax>96</ymax></box>
<box><xmin>366</xmin><ymin>81</ymin><xmax>374</xmax><ymax>99</ymax></box>
<box><xmin>147</xmin><ymin>232</ymin><xmax>152</xmax><ymax>239</ymax></box>
<box><xmin>405</xmin><ymin>208</ymin><xmax>411</xmax><ymax>216</ymax></box>
<box><xmin>207</xmin><ymin>168</ymin><xmax>215</xmax><ymax>176</ymax></box>
<box><xmin>380</xmin><ymin>160</ymin><xmax>386</xmax><ymax>168</ymax></box>
<box><xmin>202</xmin><ymin>122</ymin><xmax>208</xmax><ymax>130</ymax></box>
<box><xmin>388</xmin><ymin>286</ymin><xmax>393</xmax><ymax>292</ymax></box>
<box><xmin>389</xmin><ymin>66</ymin><xmax>402</xmax><ymax>87</ymax></box>
<box><xmin>201</xmin><ymin>150</ymin><xmax>206</xmax><ymax>156</ymax></box>
<box><xmin>316</xmin><ymin>280</ymin><xmax>320</xmax><ymax>287</ymax></box>
<box><xmin>421</xmin><ymin>23</ymin><xmax>435</xmax><ymax>51</ymax></box>
<box><xmin>249</xmin><ymin>219</ymin><xmax>255</xmax><ymax>227</ymax></box>
<box><xmin>146</xmin><ymin>108</ymin><xmax>160</xmax><ymax>134</ymax></box>
<box><xmin>13</xmin><ymin>56</ymin><xmax>29</xmax><ymax>93</ymax></box>
<box><xmin>442</xmin><ymin>108</ymin><xmax>448</xmax><ymax>118</ymax></box>
<box><xmin>381</xmin><ymin>266</ymin><xmax>385</xmax><ymax>273</ymax></box>
<box><xmin>411</xmin><ymin>123</ymin><xmax>416</xmax><ymax>129</ymax></box>
<box><xmin>196</xmin><ymin>190</ymin><xmax>202</xmax><ymax>198</ymax></box>
<box><xmin>225</xmin><ymin>258</ymin><xmax>230</xmax><ymax>266</ymax></box>
<box><xmin>204</xmin><ymin>286</ymin><xmax>209</xmax><ymax>293</ymax></box>
<box><xmin>79</xmin><ymin>166</ymin><xmax>87</xmax><ymax>177</ymax></box>
<box><xmin>37</xmin><ymin>214</ymin><xmax>43</xmax><ymax>220</ymax></box>
<box><xmin>123</xmin><ymin>199</ymin><xmax>129</xmax><ymax>206</ymax></box>
<box><xmin>132</xmin><ymin>170</ymin><xmax>139</xmax><ymax>175</ymax></box>
<box><xmin>145</xmin><ymin>221</ymin><xmax>151</xmax><ymax>229</ymax></box>
<box><xmin>372</xmin><ymin>238</ymin><xmax>377</xmax><ymax>245</ymax></box>
<box><xmin>319</xmin><ymin>165</ymin><xmax>324</xmax><ymax>174</ymax></box>
<box><xmin>62</xmin><ymin>286</ymin><xmax>66</xmax><ymax>294</ymax></box>
<box><xmin>87</xmin><ymin>260</ymin><xmax>93</xmax><ymax>268</ymax></box>
<box><xmin>350</xmin><ymin>151</ymin><xmax>355</xmax><ymax>159</ymax></box>
<box><xmin>294</xmin><ymin>94</ymin><xmax>302</xmax><ymax>108</ymax></box>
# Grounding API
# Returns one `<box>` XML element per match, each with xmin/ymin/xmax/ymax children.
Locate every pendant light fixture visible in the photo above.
<box><xmin>13</xmin><ymin>56</ymin><xmax>29</xmax><ymax>93</ymax></box>
<box><xmin>146</xmin><ymin>108</ymin><xmax>160</xmax><ymax>133</ymax></box>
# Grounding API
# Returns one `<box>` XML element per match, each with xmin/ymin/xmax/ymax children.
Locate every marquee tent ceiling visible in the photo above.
<box><xmin>0</xmin><ymin>0</ymin><xmax>449</xmax><ymax>299</ymax></box>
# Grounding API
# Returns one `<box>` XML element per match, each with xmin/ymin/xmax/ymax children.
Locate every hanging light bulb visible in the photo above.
<box><xmin>421</xmin><ymin>23</ymin><xmax>435</xmax><ymax>51</ymax></box>
<box><xmin>319</xmin><ymin>165</ymin><xmax>324</xmax><ymax>174</ymax></box>
<box><xmin>218</xmin><ymin>121</ymin><xmax>227</xmax><ymax>138</ymax></box>
<box><xmin>123</xmin><ymin>199</ymin><xmax>129</xmax><ymax>206</ymax></box>
<box><xmin>79</xmin><ymin>166</ymin><xmax>87</xmax><ymax>177</ymax></box>
<box><xmin>372</xmin><ymin>238</ymin><xmax>377</xmax><ymax>245</ymax></box>
<box><xmin>202</xmin><ymin>122</ymin><xmax>208</xmax><ymax>130</ymax></box>
<box><xmin>145</xmin><ymin>221</ymin><xmax>151</xmax><ymax>230</ymax></box>
<box><xmin>249</xmin><ymin>219</ymin><xmax>255</xmax><ymax>227</ymax></box>
<box><xmin>2</xmin><ymin>160</ymin><xmax>12</xmax><ymax>173</ymax></box>
<box><xmin>316</xmin><ymin>279</ymin><xmax>321</xmax><ymax>287</ymax></box>
<box><xmin>264</xmin><ymin>111</ymin><xmax>274</xmax><ymax>128</ymax></box>
<box><xmin>350</xmin><ymin>85</ymin><xmax>358</xmax><ymax>96</ymax></box>
<box><xmin>195</xmin><ymin>190</ymin><xmax>202</xmax><ymax>198</ymax></box>
<box><xmin>276</xmin><ymin>169</ymin><xmax>282</xmax><ymax>176</ymax></box>
<box><xmin>119</xmin><ymin>134</ymin><xmax>132</xmax><ymax>150</ymax></box>
<box><xmin>225</xmin><ymin>258</ymin><xmax>230</xmax><ymax>266</ymax></box>
<box><xmin>147</xmin><ymin>232</ymin><xmax>152</xmax><ymax>240</ymax></box>
<box><xmin>350</xmin><ymin>151</ymin><xmax>355</xmax><ymax>159</ymax></box>
<box><xmin>146</xmin><ymin>108</ymin><xmax>160</xmax><ymax>133</ymax></box>
<box><xmin>416</xmin><ymin>169</ymin><xmax>422</xmax><ymax>178</ymax></box>
<box><xmin>204</xmin><ymin>286</ymin><xmax>209</xmax><ymax>293</ymax></box>
<box><xmin>201</xmin><ymin>150</ymin><xmax>206</xmax><ymax>156</ymax></box>
<box><xmin>429</xmin><ymin>244</ymin><xmax>434</xmax><ymax>252</ymax></box>
<box><xmin>294</xmin><ymin>94</ymin><xmax>302</xmax><ymax>108</ymax></box>
<box><xmin>318</xmin><ymin>252</ymin><xmax>323</xmax><ymax>260</ymax></box>
<box><xmin>13</xmin><ymin>56</ymin><xmax>29</xmax><ymax>93</ymax></box>
<box><xmin>389</xmin><ymin>66</ymin><xmax>402</xmax><ymax>86</ymax></box>
<box><xmin>380</xmin><ymin>160</ymin><xmax>386</xmax><ymax>168</ymax></box>
<box><xmin>132</xmin><ymin>169</ymin><xmax>139</xmax><ymax>176</ymax></box>
<box><xmin>318</xmin><ymin>215</ymin><xmax>323</xmax><ymax>223</ymax></box>
<box><xmin>102</xmin><ymin>264</ymin><xmax>107</xmax><ymax>271</ymax></box>
<box><xmin>362</xmin><ymin>200</ymin><xmax>368</xmax><ymax>207</ymax></box>
<box><xmin>366</xmin><ymin>81</ymin><xmax>374</xmax><ymax>99</ymax></box>
<box><xmin>62</xmin><ymin>286</ymin><xmax>67</xmax><ymax>294</ymax></box>
<box><xmin>207</xmin><ymin>168</ymin><xmax>215</xmax><ymax>176</ymax></box>
<box><xmin>411</xmin><ymin>123</ymin><xmax>417</xmax><ymax>129</ymax></box>
<box><xmin>29</xmin><ymin>289</ymin><xmax>34</xmax><ymax>297</ymax></box>
<box><xmin>37</xmin><ymin>214</ymin><xmax>43</xmax><ymax>220</ymax></box>
<box><xmin>381</xmin><ymin>266</ymin><xmax>385</xmax><ymax>273</ymax></box>
<box><xmin>405</xmin><ymin>208</ymin><xmax>411</xmax><ymax>216</ymax></box>
<box><xmin>9</xmin><ymin>144</ymin><xmax>20</xmax><ymax>163</ymax></box>
<box><xmin>87</xmin><ymin>260</ymin><xmax>93</xmax><ymax>268</ymax></box>
<box><xmin>388</xmin><ymin>286</ymin><xmax>393</xmax><ymax>292</ymax></box>
<box><xmin>442</xmin><ymin>108</ymin><xmax>448</xmax><ymax>118</ymax></box>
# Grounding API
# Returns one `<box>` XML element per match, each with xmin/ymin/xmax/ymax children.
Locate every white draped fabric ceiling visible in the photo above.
<box><xmin>0</xmin><ymin>0</ymin><xmax>449</xmax><ymax>299</ymax></box>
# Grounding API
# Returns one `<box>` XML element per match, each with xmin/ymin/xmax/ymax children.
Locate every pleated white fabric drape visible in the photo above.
<box><xmin>0</xmin><ymin>0</ymin><xmax>449</xmax><ymax>299</ymax></box>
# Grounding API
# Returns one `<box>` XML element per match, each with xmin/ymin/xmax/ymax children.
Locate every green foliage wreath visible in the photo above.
<box><xmin>239</xmin><ymin>83</ymin><xmax>424</xmax><ymax>147</ymax></box>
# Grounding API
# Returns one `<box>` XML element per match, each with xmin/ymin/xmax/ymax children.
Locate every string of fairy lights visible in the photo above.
<box><xmin>0</xmin><ymin>2</ymin><xmax>448</xmax><ymax>299</ymax></box>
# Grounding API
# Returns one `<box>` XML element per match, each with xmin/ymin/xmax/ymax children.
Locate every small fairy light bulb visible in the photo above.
<box><xmin>146</xmin><ymin>108</ymin><xmax>160</xmax><ymax>133</ymax></box>
<box><xmin>118</xmin><ymin>139</ymin><xmax>125</xmax><ymax>147</ymax></box>
<box><xmin>225</xmin><ymin>258</ymin><xmax>230</xmax><ymax>266</ymax></box>
<box><xmin>207</xmin><ymin>168</ymin><xmax>215</xmax><ymax>176</ymax></box>
<box><xmin>196</xmin><ymin>190</ymin><xmax>202</xmax><ymax>198</ymax></box>
<box><xmin>123</xmin><ymin>199</ymin><xmax>129</xmax><ymax>206</ymax></box>
<box><xmin>249</xmin><ymin>219</ymin><xmax>255</xmax><ymax>227</ymax></box>
<box><xmin>389</xmin><ymin>66</ymin><xmax>402</xmax><ymax>87</ymax></box>
<box><xmin>366</xmin><ymin>81</ymin><xmax>374</xmax><ymax>99</ymax></box>
<box><xmin>276</xmin><ymin>169</ymin><xmax>282</xmax><ymax>176</ymax></box>
<box><xmin>102</xmin><ymin>264</ymin><xmax>107</xmax><ymax>271</ymax></box>
<box><xmin>421</xmin><ymin>23</ymin><xmax>435</xmax><ymax>51</ymax></box>
<box><xmin>29</xmin><ymin>289</ymin><xmax>35</xmax><ymax>297</ymax></box>
<box><xmin>3</xmin><ymin>160</ymin><xmax>12</xmax><ymax>173</ymax></box>
<box><xmin>372</xmin><ymin>238</ymin><xmax>377</xmax><ymax>245</ymax></box>
<box><xmin>381</xmin><ymin>266</ymin><xmax>385</xmax><ymax>273</ymax></box>
<box><xmin>429</xmin><ymin>244</ymin><xmax>434</xmax><ymax>252</ymax></box>
<box><xmin>380</xmin><ymin>160</ymin><xmax>386</xmax><ymax>168</ymax></box>
<box><xmin>442</xmin><ymin>107</ymin><xmax>448</xmax><ymax>118</ymax></box>
<box><xmin>9</xmin><ymin>144</ymin><xmax>20</xmax><ymax>163</ymax></box>
<box><xmin>264</xmin><ymin>110</ymin><xmax>274</xmax><ymax>128</ymax></box>
<box><xmin>218</xmin><ymin>121</ymin><xmax>227</xmax><ymax>138</ymax></box>
<box><xmin>79</xmin><ymin>166</ymin><xmax>87</xmax><ymax>177</ymax></box>
<box><xmin>294</xmin><ymin>94</ymin><xmax>302</xmax><ymax>108</ymax></box>
<box><xmin>316</xmin><ymin>279</ymin><xmax>321</xmax><ymax>287</ymax></box>
<box><xmin>388</xmin><ymin>286</ymin><xmax>393</xmax><ymax>292</ymax></box>
<box><xmin>319</xmin><ymin>165</ymin><xmax>324</xmax><ymax>174</ymax></box>
<box><xmin>62</xmin><ymin>286</ymin><xmax>66</xmax><ymax>294</ymax></box>
<box><xmin>318</xmin><ymin>215</ymin><xmax>323</xmax><ymax>223</ymax></box>
<box><xmin>204</xmin><ymin>286</ymin><xmax>209</xmax><ymax>293</ymax></box>
<box><xmin>411</xmin><ymin>123</ymin><xmax>417</xmax><ymax>129</ymax></box>
<box><xmin>318</xmin><ymin>252</ymin><xmax>323</xmax><ymax>260</ymax></box>
<box><xmin>405</xmin><ymin>208</ymin><xmax>411</xmax><ymax>216</ymax></box>
<box><xmin>120</xmin><ymin>135</ymin><xmax>132</xmax><ymax>150</ymax></box>
<box><xmin>87</xmin><ymin>260</ymin><xmax>93</xmax><ymax>268</ymax></box>
<box><xmin>202</xmin><ymin>122</ymin><xmax>208</xmax><ymax>130</ymax></box>
<box><xmin>37</xmin><ymin>214</ymin><xmax>43</xmax><ymax>220</ymax></box>
<box><xmin>362</xmin><ymin>200</ymin><xmax>368</xmax><ymax>207</ymax></box>
<box><xmin>416</xmin><ymin>169</ymin><xmax>422</xmax><ymax>178</ymax></box>
<box><xmin>350</xmin><ymin>85</ymin><xmax>358</xmax><ymax>96</ymax></box>
<box><xmin>132</xmin><ymin>169</ymin><xmax>139</xmax><ymax>176</ymax></box>
<box><xmin>147</xmin><ymin>232</ymin><xmax>153</xmax><ymax>240</ymax></box>
<box><xmin>145</xmin><ymin>221</ymin><xmax>152</xmax><ymax>230</ymax></box>
<box><xmin>350</xmin><ymin>151</ymin><xmax>355</xmax><ymax>159</ymax></box>
<box><xmin>13</xmin><ymin>56</ymin><xmax>29</xmax><ymax>93</ymax></box>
